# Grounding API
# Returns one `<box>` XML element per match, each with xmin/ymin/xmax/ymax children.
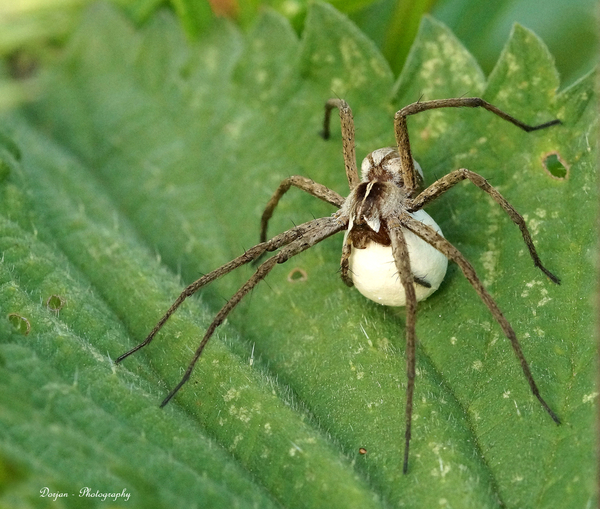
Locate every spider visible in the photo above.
<box><xmin>116</xmin><ymin>96</ymin><xmax>561</xmax><ymax>473</ymax></box>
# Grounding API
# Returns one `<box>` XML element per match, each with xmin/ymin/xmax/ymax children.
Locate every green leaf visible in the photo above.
<box><xmin>430</xmin><ymin>0</ymin><xmax>598</xmax><ymax>86</ymax></box>
<box><xmin>1</xmin><ymin>3</ymin><xmax>597</xmax><ymax>508</ymax></box>
<box><xmin>347</xmin><ymin>0</ymin><xmax>439</xmax><ymax>76</ymax></box>
<box><xmin>169</xmin><ymin>0</ymin><xmax>215</xmax><ymax>36</ymax></box>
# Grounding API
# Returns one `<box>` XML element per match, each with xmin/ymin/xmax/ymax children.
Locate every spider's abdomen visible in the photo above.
<box><xmin>348</xmin><ymin>209</ymin><xmax>448</xmax><ymax>307</ymax></box>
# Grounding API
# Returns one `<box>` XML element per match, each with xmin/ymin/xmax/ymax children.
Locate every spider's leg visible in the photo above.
<box><xmin>160</xmin><ymin>215</ymin><xmax>346</xmax><ymax>407</ymax></box>
<box><xmin>397</xmin><ymin>97</ymin><xmax>560</xmax><ymax>133</ymax></box>
<box><xmin>339</xmin><ymin>232</ymin><xmax>353</xmax><ymax>287</ymax></box>
<box><xmin>117</xmin><ymin>218</ymin><xmax>340</xmax><ymax>364</ymax></box>
<box><xmin>393</xmin><ymin>97</ymin><xmax>560</xmax><ymax>197</ymax></box>
<box><xmin>388</xmin><ymin>220</ymin><xmax>418</xmax><ymax>474</ymax></box>
<box><xmin>322</xmin><ymin>98</ymin><xmax>360</xmax><ymax>190</ymax></box>
<box><xmin>260</xmin><ymin>176</ymin><xmax>344</xmax><ymax>243</ymax></box>
<box><xmin>408</xmin><ymin>168</ymin><xmax>560</xmax><ymax>284</ymax></box>
<box><xmin>401</xmin><ymin>212</ymin><xmax>561</xmax><ymax>425</ymax></box>
<box><xmin>393</xmin><ymin>110</ymin><xmax>420</xmax><ymax>196</ymax></box>
<box><xmin>160</xmin><ymin>254</ymin><xmax>279</xmax><ymax>407</ymax></box>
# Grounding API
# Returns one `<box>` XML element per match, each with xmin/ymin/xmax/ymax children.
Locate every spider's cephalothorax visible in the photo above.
<box><xmin>341</xmin><ymin>147</ymin><xmax>447</xmax><ymax>306</ymax></box>
<box><xmin>360</xmin><ymin>147</ymin><xmax>424</xmax><ymax>188</ymax></box>
<box><xmin>117</xmin><ymin>96</ymin><xmax>562</xmax><ymax>474</ymax></box>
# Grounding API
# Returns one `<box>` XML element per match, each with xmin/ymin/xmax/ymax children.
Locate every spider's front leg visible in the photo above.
<box><xmin>393</xmin><ymin>97</ymin><xmax>561</xmax><ymax>197</ymax></box>
<box><xmin>390</xmin><ymin>209</ymin><xmax>561</xmax><ymax>473</ymax></box>
<box><xmin>156</xmin><ymin>215</ymin><xmax>346</xmax><ymax>407</ymax></box>
<box><xmin>322</xmin><ymin>98</ymin><xmax>360</xmax><ymax>190</ymax></box>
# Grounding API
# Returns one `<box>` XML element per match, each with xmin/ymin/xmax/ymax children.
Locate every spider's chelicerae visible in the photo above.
<box><xmin>117</xmin><ymin>97</ymin><xmax>561</xmax><ymax>473</ymax></box>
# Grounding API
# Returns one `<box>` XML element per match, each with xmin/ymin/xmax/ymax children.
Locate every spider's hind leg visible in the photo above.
<box><xmin>400</xmin><ymin>212</ymin><xmax>561</xmax><ymax>425</ymax></box>
<box><xmin>117</xmin><ymin>218</ymin><xmax>343</xmax><ymax>366</ymax></box>
<box><xmin>160</xmin><ymin>215</ymin><xmax>347</xmax><ymax>407</ymax></box>
<box><xmin>387</xmin><ymin>220</ymin><xmax>418</xmax><ymax>474</ymax></box>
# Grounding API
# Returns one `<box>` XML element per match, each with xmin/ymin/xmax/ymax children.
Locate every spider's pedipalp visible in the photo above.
<box><xmin>399</xmin><ymin>211</ymin><xmax>561</xmax><ymax>425</ymax></box>
<box><xmin>408</xmin><ymin>168</ymin><xmax>560</xmax><ymax>284</ymax></box>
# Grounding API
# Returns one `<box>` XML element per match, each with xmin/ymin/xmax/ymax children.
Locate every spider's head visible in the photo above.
<box><xmin>361</xmin><ymin>147</ymin><xmax>424</xmax><ymax>190</ymax></box>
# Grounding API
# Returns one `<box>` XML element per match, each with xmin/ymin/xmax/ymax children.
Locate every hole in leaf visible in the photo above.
<box><xmin>359</xmin><ymin>447</ymin><xmax>367</xmax><ymax>455</ymax></box>
<box><xmin>8</xmin><ymin>313</ymin><xmax>30</xmax><ymax>335</ymax></box>
<box><xmin>46</xmin><ymin>294</ymin><xmax>66</xmax><ymax>312</ymax></box>
<box><xmin>287</xmin><ymin>267</ymin><xmax>308</xmax><ymax>283</ymax></box>
<box><xmin>543</xmin><ymin>152</ymin><xmax>569</xmax><ymax>179</ymax></box>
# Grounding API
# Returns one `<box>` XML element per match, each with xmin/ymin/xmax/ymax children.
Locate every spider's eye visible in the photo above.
<box><xmin>361</xmin><ymin>147</ymin><xmax>424</xmax><ymax>189</ymax></box>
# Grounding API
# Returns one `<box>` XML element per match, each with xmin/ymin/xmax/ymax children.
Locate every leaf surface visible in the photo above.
<box><xmin>0</xmin><ymin>3</ymin><xmax>596</xmax><ymax>508</ymax></box>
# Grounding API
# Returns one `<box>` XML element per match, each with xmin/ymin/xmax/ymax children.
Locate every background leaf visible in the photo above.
<box><xmin>0</xmin><ymin>3</ymin><xmax>597</xmax><ymax>508</ymax></box>
<box><xmin>0</xmin><ymin>0</ymin><xmax>596</xmax><ymax>88</ymax></box>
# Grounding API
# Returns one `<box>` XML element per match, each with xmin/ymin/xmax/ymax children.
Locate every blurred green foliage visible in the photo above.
<box><xmin>0</xmin><ymin>0</ymin><xmax>596</xmax><ymax>87</ymax></box>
